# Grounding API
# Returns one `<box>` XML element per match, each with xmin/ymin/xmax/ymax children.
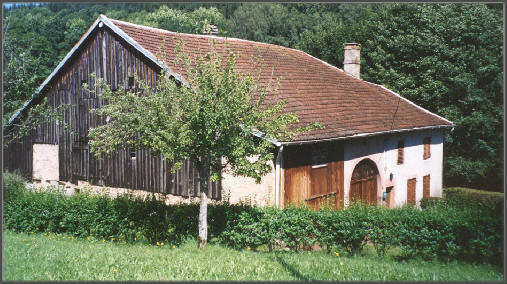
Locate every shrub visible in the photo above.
<box><xmin>3</xmin><ymin>171</ymin><xmax>27</xmax><ymax>203</ymax></box>
<box><xmin>3</xmin><ymin>172</ymin><xmax>503</xmax><ymax>265</ymax></box>
<box><xmin>444</xmin><ymin>187</ymin><xmax>503</xmax><ymax>217</ymax></box>
<box><xmin>419</xmin><ymin>196</ymin><xmax>444</xmax><ymax>209</ymax></box>
<box><xmin>367</xmin><ymin>207</ymin><xmax>399</xmax><ymax>257</ymax></box>
<box><xmin>218</xmin><ymin>206</ymin><xmax>267</xmax><ymax>249</ymax></box>
<box><xmin>313</xmin><ymin>203</ymin><xmax>372</xmax><ymax>255</ymax></box>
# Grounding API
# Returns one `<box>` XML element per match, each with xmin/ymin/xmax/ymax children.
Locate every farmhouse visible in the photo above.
<box><xmin>4</xmin><ymin>15</ymin><xmax>453</xmax><ymax>209</ymax></box>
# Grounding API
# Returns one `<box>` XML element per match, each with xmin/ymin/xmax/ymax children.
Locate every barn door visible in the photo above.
<box><xmin>71</xmin><ymin>143</ymin><xmax>88</xmax><ymax>183</ymax></box>
<box><xmin>305</xmin><ymin>145</ymin><xmax>335</xmax><ymax>209</ymax></box>
<box><xmin>71</xmin><ymin>98</ymin><xmax>90</xmax><ymax>183</ymax></box>
<box><xmin>349</xmin><ymin>159</ymin><xmax>379</xmax><ymax>205</ymax></box>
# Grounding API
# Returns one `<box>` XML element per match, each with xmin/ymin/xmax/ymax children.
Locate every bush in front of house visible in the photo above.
<box><xmin>2</xmin><ymin>173</ymin><xmax>503</xmax><ymax>265</ymax></box>
<box><xmin>419</xmin><ymin>196</ymin><xmax>444</xmax><ymax>209</ymax></box>
<box><xmin>219</xmin><ymin>201</ymin><xmax>502</xmax><ymax>264</ymax></box>
<box><xmin>443</xmin><ymin>187</ymin><xmax>503</xmax><ymax>217</ymax></box>
<box><xmin>314</xmin><ymin>203</ymin><xmax>373</xmax><ymax>255</ymax></box>
<box><xmin>2</xmin><ymin>171</ymin><xmax>26</xmax><ymax>203</ymax></box>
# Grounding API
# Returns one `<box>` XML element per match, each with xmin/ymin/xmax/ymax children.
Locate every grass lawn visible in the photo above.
<box><xmin>3</xmin><ymin>230</ymin><xmax>503</xmax><ymax>281</ymax></box>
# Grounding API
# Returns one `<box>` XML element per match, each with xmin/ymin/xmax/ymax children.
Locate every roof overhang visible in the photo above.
<box><xmin>278</xmin><ymin>124</ymin><xmax>453</xmax><ymax>146</ymax></box>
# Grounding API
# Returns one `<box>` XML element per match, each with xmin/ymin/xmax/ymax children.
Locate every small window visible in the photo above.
<box><xmin>397</xmin><ymin>140</ymin><xmax>404</xmax><ymax>165</ymax></box>
<box><xmin>407</xmin><ymin>178</ymin><xmax>416</xmax><ymax>205</ymax></box>
<box><xmin>130</xmin><ymin>149</ymin><xmax>136</xmax><ymax>160</ymax></box>
<box><xmin>311</xmin><ymin>144</ymin><xmax>328</xmax><ymax>168</ymax></box>
<box><xmin>128</xmin><ymin>76</ymin><xmax>135</xmax><ymax>88</ymax></box>
<box><xmin>385</xmin><ymin>186</ymin><xmax>394</xmax><ymax>208</ymax></box>
<box><xmin>423</xmin><ymin>137</ymin><xmax>431</xmax><ymax>159</ymax></box>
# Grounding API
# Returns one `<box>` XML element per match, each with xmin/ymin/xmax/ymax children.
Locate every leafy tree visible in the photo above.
<box><xmin>226</xmin><ymin>3</ymin><xmax>311</xmax><ymax>47</ymax></box>
<box><xmin>87</xmin><ymin>43</ymin><xmax>320</xmax><ymax>248</ymax></box>
<box><xmin>123</xmin><ymin>5</ymin><xmax>226</xmax><ymax>35</ymax></box>
<box><xmin>2</xmin><ymin>7</ymin><xmax>55</xmax><ymax>123</ymax></box>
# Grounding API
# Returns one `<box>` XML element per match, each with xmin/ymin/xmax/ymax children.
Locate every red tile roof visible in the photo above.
<box><xmin>110</xmin><ymin>19</ymin><xmax>452</xmax><ymax>142</ymax></box>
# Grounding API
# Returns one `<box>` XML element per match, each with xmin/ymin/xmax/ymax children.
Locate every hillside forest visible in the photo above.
<box><xmin>2</xmin><ymin>3</ymin><xmax>503</xmax><ymax>191</ymax></box>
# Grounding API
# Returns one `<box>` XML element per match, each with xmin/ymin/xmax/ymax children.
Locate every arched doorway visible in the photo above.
<box><xmin>350</xmin><ymin>159</ymin><xmax>379</xmax><ymax>205</ymax></box>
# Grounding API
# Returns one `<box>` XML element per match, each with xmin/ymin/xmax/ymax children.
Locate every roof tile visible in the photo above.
<box><xmin>110</xmin><ymin>19</ymin><xmax>452</xmax><ymax>142</ymax></box>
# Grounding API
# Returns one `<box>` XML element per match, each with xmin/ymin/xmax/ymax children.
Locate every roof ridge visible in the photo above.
<box><xmin>108</xmin><ymin>17</ymin><xmax>285</xmax><ymax>48</ymax></box>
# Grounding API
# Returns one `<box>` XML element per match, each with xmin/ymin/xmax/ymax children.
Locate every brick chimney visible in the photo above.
<box><xmin>343</xmin><ymin>43</ymin><xmax>361</xmax><ymax>79</ymax></box>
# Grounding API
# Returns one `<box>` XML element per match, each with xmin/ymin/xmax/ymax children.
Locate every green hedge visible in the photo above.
<box><xmin>3</xmin><ymin>173</ymin><xmax>253</xmax><ymax>244</ymax></box>
<box><xmin>3</xmin><ymin>173</ymin><xmax>503</xmax><ymax>265</ymax></box>
<box><xmin>443</xmin><ymin>187</ymin><xmax>503</xmax><ymax>217</ymax></box>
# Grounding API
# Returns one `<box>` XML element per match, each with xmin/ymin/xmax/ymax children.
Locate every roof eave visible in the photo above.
<box><xmin>280</xmin><ymin>124</ymin><xmax>454</xmax><ymax>146</ymax></box>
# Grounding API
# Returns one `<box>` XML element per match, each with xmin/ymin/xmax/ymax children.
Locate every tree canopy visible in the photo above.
<box><xmin>87</xmin><ymin>43</ymin><xmax>319</xmax><ymax>247</ymax></box>
<box><xmin>2</xmin><ymin>3</ymin><xmax>503</xmax><ymax>191</ymax></box>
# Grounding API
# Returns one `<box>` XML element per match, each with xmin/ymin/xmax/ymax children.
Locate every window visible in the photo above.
<box><xmin>385</xmin><ymin>186</ymin><xmax>394</xmax><ymax>208</ymax></box>
<box><xmin>407</xmin><ymin>178</ymin><xmax>416</xmax><ymax>205</ymax></box>
<box><xmin>397</xmin><ymin>140</ymin><xmax>404</xmax><ymax>165</ymax></box>
<box><xmin>423</xmin><ymin>137</ymin><xmax>431</xmax><ymax>159</ymax></box>
<box><xmin>128</xmin><ymin>75</ymin><xmax>135</xmax><ymax>88</ymax></box>
<box><xmin>311</xmin><ymin>144</ymin><xmax>328</xmax><ymax>168</ymax></box>
<box><xmin>423</xmin><ymin>175</ymin><xmax>430</xmax><ymax>198</ymax></box>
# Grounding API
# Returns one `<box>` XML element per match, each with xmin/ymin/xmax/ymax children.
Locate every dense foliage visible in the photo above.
<box><xmin>4</xmin><ymin>173</ymin><xmax>503</xmax><ymax>265</ymax></box>
<box><xmin>2</xmin><ymin>3</ymin><xmax>503</xmax><ymax>190</ymax></box>
<box><xmin>86</xmin><ymin>43</ymin><xmax>318</xmax><ymax>248</ymax></box>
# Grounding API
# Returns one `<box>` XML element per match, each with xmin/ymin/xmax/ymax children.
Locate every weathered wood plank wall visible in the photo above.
<box><xmin>4</xmin><ymin>27</ymin><xmax>221</xmax><ymax>199</ymax></box>
<box><xmin>282</xmin><ymin>141</ymin><xmax>344</xmax><ymax>209</ymax></box>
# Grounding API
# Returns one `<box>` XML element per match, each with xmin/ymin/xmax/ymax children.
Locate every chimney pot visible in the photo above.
<box><xmin>343</xmin><ymin>43</ymin><xmax>361</xmax><ymax>79</ymax></box>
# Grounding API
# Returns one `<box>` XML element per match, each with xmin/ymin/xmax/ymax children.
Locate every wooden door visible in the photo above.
<box><xmin>284</xmin><ymin>164</ymin><xmax>310</xmax><ymax>206</ymax></box>
<box><xmin>71</xmin><ymin>98</ymin><xmax>90</xmax><ymax>183</ymax></box>
<box><xmin>349</xmin><ymin>159</ymin><xmax>379</xmax><ymax>205</ymax></box>
<box><xmin>305</xmin><ymin>145</ymin><xmax>336</xmax><ymax>209</ymax></box>
<box><xmin>385</xmin><ymin>186</ymin><xmax>393</xmax><ymax>208</ymax></box>
<box><xmin>407</xmin><ymin>178</ymin><xmax>416</xmax><ymax>205</ymax></box>
<box><xmin>283</xmin><ymin>142</ymin><xmax>344</xmax><ymax>210</ymax></box>
<box><xmin>306</xmin><ymin>165</ymin><xmax>336</xmax><ymax>209</ymax></box>
<box><xmin>423</xmin><ymin>175</ymin><xmax>430</xmax><ymax>198</ymax></box>
<box><xmin>71</xmin><ymin>143</ymin><xmax>88</xmax><ymax>183</ymax></box>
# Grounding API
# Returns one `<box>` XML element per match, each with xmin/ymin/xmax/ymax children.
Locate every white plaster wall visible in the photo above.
<box><xmin>343</xmin><ymin>129</ymin><xmax>444</xmax><ymax>208</ymax></box>
<box><xmin>32</xmin><ymin>143</ymin><xmax>59</xmax><ymax>182</ymax></box>
<box><xmin>221</xmin><ymin>160</ymin><xmax>276</xmax><ymax>207</ymax></box>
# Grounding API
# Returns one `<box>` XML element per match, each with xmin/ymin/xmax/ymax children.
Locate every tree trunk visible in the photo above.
<box><xmin>197</xmin><ymin>161</ymin><xmax>209</xmax><ymax>249</ymax></box>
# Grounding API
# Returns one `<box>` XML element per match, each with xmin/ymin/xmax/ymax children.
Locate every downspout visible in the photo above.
<box><xmin>274</xmin><ymin>145</ymin><xmax>284</xmax><ymax>208</ymax></box>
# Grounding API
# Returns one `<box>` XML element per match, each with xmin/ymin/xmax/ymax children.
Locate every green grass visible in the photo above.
<box><xmin>3</xmin><ymin>230</ymin><xmax>503</xmax><ymax>281</ymax></box>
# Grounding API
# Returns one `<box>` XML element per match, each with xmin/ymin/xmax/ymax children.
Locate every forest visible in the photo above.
<box><xmin>2</xmin><ymin>3</ymin><xmax>503</xmax><ymax>191</ymax></box>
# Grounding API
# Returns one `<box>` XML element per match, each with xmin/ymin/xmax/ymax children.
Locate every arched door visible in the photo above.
<box><xmin>350</xmin><ymin>159</ymin><xmax>379</xmax><ymax>205</ymax></box>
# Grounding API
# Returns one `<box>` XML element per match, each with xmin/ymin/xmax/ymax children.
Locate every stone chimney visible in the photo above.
<box><xmin>204</xmin><ymin>24</ymin><xmax>219</xmax><ymax>36</ymax></box>
<box><xmin>343</xmin><ymin>43</ymin><xmax>361</xmax><ymax>79</ymax></box>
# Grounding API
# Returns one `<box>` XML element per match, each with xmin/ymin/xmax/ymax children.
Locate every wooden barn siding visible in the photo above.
<box><xmin>4</xmin><ymin>135</ymin><xmax>35</xmax><ymax>177</ymax></box>
<box><xmin>4</xmin><ymin>28</ymin><xmax>220</xmax><ymax>199</ymax></box>
<box><xmin>282</xmin><ymin>141</ymin><xmax>344</xmax><ymax>209</ymax></box>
